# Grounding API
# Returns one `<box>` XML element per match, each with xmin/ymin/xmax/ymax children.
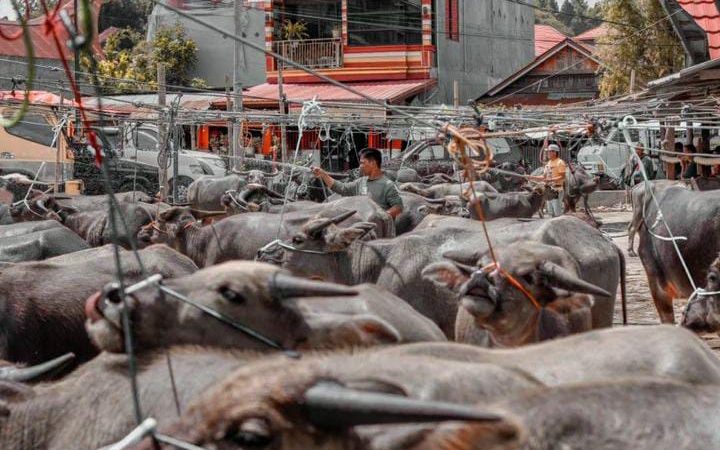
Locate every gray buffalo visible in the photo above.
<box><xmin>141</xmin><ymin>199</ymin><xmax>390</xmax><ymax>267</ymax></box>
<box><xmin>262</xmin><ymin>215</ymin><xmax>625</xmax><ymax>341</ymax></box>
<box><xmin>85</xmin><ymin>261</ymin><xmax>445</xmax><ymax>354</ymax></box>
<box><xmin>627</xmin><ymin>180</ymin><xmax>686</xmax><ymax>256</ymax></box>
<box><xmin>400</xmin><ymin>180</ymin><xmax>497</xmax><ymax>199</ymax></box>
<box><xmin>467</xmin><ymin>184</ymin><xmax>550</xmax><ymax>221</ymax></box>
<box><xmin>682</xmin><ymin>254</ymin><xmax>720</xmax><ymax>333</ymax></box>
<box><xmin>0</xmin><ymin>244</ymin><xmax>197</xmax><ymax>365</ymax></box>
<box><xmin>395</xmin><ymin>192</ymin><xmax>464</xmax><ymax>235</ymax></box>
<box><xmin>0</xmin><ymin>226</ymin><xmax>89</xmax><ymax>263</ymax></box>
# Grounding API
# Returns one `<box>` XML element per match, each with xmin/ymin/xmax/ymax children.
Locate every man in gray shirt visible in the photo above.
<box><xmin>312</xmin><ymin>148</ymin><xmax>404</xmax><ymax>218</ymax></box>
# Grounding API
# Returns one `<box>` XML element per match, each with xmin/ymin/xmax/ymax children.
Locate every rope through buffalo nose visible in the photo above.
<box><xmin>115</xmin><ymin>275</ymin><xmax>301</xmax><ymax>358</ymax></box>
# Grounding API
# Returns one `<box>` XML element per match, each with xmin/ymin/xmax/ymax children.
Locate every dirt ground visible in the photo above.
<box><xmin>599</xmin><ymin>209</ymin><xmax>720</xmax><ymax>353</ymax></box>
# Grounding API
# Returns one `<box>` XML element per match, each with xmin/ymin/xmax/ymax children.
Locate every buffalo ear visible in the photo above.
<box><xmin>324</xmin><ymin>222</ymin><xmax>376</xmax><ymax>251</ymax></box>
<box><xmin>422</xmin><ymin>262</ymin><xmax>470</xmax><ymax>292</ymax></box>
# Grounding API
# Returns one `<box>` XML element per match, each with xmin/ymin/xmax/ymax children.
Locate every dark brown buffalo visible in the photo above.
<box><xmin>131</xmin><ymin>351</ymin><xmax>540</xmax><ymax>450</ymax></box>
<box><xmin>0</xmin><ymin>244</ymin><xmax>197</xmax><ymax>365</ymax></box>
<box><xmin>636</xmin><ymin>186</ymin><xmax>720</xmax><ymax>323</ymax></box>
<box><xmin>0</xmin><ymin>220</ymin><xmax>63</xmax><ymax>238</ymax></box>
<box><xmin>85</xmin><ymin>261</ymin><xmax>445</xmax><ymax>354</ymax></box>
<box><xmin>467</xmin><ymin>185</ymin><xmax>550</xmax><ymax>221</ymax></box>
<box><xmin>263</xmin><ymin>215</ymin><xmax>624</xmax><ymax>341</ymax></box>
<box><xmin>627</xmin><ymin>180</ymin><xmax>686</xmax><ymax>256</ymax></box>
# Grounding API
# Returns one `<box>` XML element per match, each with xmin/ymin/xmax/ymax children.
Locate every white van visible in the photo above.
<box><xmin>102</xmin><ymin>124</ymin><xmax>228</xmax><ymax>200</ymax></box>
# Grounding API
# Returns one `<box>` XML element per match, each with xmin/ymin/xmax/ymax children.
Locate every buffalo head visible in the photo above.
<box><xmin>131</xmin><ymin>356</ymin><xmax>513</xmax><ymax>450</ymax></box>
<box><xmin>258</xmin><ymin>210</ymin><xmax>377</xmax><ymax>280</ymax></box>
<box><xmin>9</xmin><ymin>192</ymin><xmax>64</xmax><ymax>222</ymax></box>
<box><xmin>85</xmin><ymin>261</ymin><xmax>407</xmax><ymax>353</ymax></box>
<box><xmin>423</xmin><ymin>241</ymin><xmax>610</xmax><ymax>346</ymax></box>
<box><xmin>682</xmin><ymin>255</ymin><xmax>720</xmax><ymax>333</ymax></box>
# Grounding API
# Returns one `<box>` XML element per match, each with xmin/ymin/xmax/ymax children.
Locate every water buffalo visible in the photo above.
<box><xmin>0</xmin><ymin>226</ymin><xmax>89</xmax><ymax>263</ymax></box>
<box><xmin>378</xmin><ymin>325</ymin><xmax>720</xmax><ymax>386</ymax></box>
<box><xmin>564</xmin><ymin>162</ymin><xmax>597</xmax><ymax>214</ymax></box>
<box><xmin>0</xmin><ymin>244</ymin><xmax>197</xmax><ymax>365</ymax></box>
<box><xmin>682</xmin><ymin>254</ymin><xmax>720</xmax><ymax>333</ymax></box>
<box><xmin>0</xmin><ymin>347</ymin><xmax>256</xmax><ymax>450</ymax></box>
<box><xmin>262</xmin><ymin>215</ymin><xmax>625</xmax><ymax>340</ymax></box>
<box><xmin>636</xmin><ymin>186</ymin><xmax>720</xmax><ymax>323</ymax></box>
<box><xmin>400</xmin><ymin>181</ymin><xmax>497</xmax><ymax>200</ymax></box>
<box><xmin>143</xmin><ymin>199</ymin><xmax>391</xmax><ymax>267</ymax></box>
<box><xmin>627</xmin><ymin>180</ymin><xmax>687</xmax><ymax>256</ymax></box>
<box><xmin>467</xmin><ymin>185</ymin><xmax>550</xmax><ymax>221</ymax></box>
<box><xmin>423</xmin><ymin>240</ymin><xmax>612</xmax><ymax>346</ymax></box>
<box><xmin>0</xmin><ymin>220</ymin><xmax>64</xmax><ymax>238</ymax></box>
<box><xmin>418</xmin><ymin>379</ymin><xmax>720</xmax><ymax>450</ymax></box>
<box><xmin>85</xmin><ymin>261</ymin><xmax>445</xmax><ymax>354</ymax></box>
<box><xmin>10</xmin><ymin>191</ymin><xmax>153</xmax><ymax>221</ymax></box>
<box><xmin>395</xmin><ymin>192</ymin><xmax>464</xmax><ymax>235</ymax></box>
<box><xmin>189</xmin><ymin>169</ymin><xmax>285</xmax><ymax>211</ymax></box>
<box><xmin>131</xmin><ymin>351</ymin><xmax>540</xmax><ymax>450</ymax></box>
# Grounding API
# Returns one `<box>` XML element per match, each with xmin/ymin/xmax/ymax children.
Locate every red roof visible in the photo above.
<box><xmin>575</xmin><ymin>25</ymin><xmax>608</xmax><ymax>44</ymax></box>
<box><xmin>0</xmin><ymin>0</ymin><xmax>101</xmax><ymax>60</ymax></box>
<box><xmin>238</xmin><ymin>80</ymin><xmax>437</xmax><ymax>108</ymax></box>
<box><xmin>677</xmin><ymin>0</ymin><xmax>720</xmax><ymax>59</ymax></box>
<box><xmin>535</xmin><ymin>24</ymin><xmax>567</xmax><ymax>56</ymax></box>
<box><xmin>0</xmin><ymin>90</ymin><xmax>77</xmax><ymax>106</ymax></box>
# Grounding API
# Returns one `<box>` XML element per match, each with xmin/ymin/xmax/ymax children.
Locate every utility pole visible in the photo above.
<box><xmin>278</xmin><ymin>62</ymin><xmax>287</xmax><ymax>162</ymax></box>
<box><xmin>629</xmin><ymin>69</ymin><xmax>636</xmax><ymax>94</ymax></box>
<box><xmin>157</xmin><ymin>63</ymin><xmax>168</xmax><ymax>201</ymax></box>
<box><xmin>453</xmin><ymin>80</ymin><xmax>459</xmax><ymax>109</ymax></box>
<box><xmin>233</xmin><ymin>0</ymin><xmax>245</xmax><ymax>170</ymax></box>
<box><xmin>225</xmin><ymin>74</ymin><xmax>233</xmax><ymax>166</ymax></box>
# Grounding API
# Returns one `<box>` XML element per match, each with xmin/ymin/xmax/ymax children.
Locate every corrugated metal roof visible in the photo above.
<box><xmin>535</xmin><ymin>24</ymin><xmax>567</xmax><ymax>56</ymax></box>
<box><xmin>677</xmin><ymin>0</ymin><xmax>720</xmax><ymax>58</ymax></box>
<box><xmin>0</xmin><ymin>0</ymin><xmax>102</xmax><ymax>60</ymax></box>
<box><xmin>239</xmin><ymin>80</ymin><xmax>437</xmax><ymax>107</ymax></box>
<box><xmin>0</xmin><ymin>90</ymin><xmax>76</xmax><ymax>106</ymax></box>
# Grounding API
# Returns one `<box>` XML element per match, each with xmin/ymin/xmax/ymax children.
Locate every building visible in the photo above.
<box><xmin>660</xmin><ymin>0</ymin><xmax>720</xmax><ymax>66</ymax></box>
<box><xmin>476</xmin><ymin>36</ymin><xmax>602</xmax><ymax>106</ymax></box>
<box><xmin>534</xmin><ymin>24</ymin><xmax>567</xmax><ymax>56</ymax></box>
<box><xmin>0</xmin><ymin>0</ymin><xmax>102</xmax><ymax>92</ymax></box>
<box><xmin>246</xmin><ymin>0</ymin><xmax>534</xmax><ymax>107</ymax></box>
<box><xmin>147</xmin><ymin>0</ymin><xmax>267</xmax><ymax>88</ymax></box>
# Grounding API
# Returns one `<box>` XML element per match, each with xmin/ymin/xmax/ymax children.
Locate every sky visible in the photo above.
<box><xmin>0</xmin><ymin>1</ymin><xmax>17</xmax><ymax>21</ymax></box>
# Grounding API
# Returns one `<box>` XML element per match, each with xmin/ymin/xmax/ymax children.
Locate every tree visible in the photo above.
<box><xmin>535</xmin><ymin>0</ymin><xmax>572</xmax><ymax>35</ymax></box>
<box><xmin>98</xmin><ymin>0</ymin><xmax>154</xmax><ymax>33</ymax></box>
<box><xmin>86</xmin><ymin>23</ymin><xmax>204</xmax><ymax>94</ymax></box>
<box><xmin>596</xmin><ymin>0</ymin><xmax>684</xmax><ymax>97</ymax></box>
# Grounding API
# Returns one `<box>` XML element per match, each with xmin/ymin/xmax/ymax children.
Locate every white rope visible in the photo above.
<box><xmin>275</xmin><ymin>98</ymin><xmax>324</xmax><ymax>239</ymax></box>
<box><xmin>618</xmin><ymin>116</ymin><xmax>697</xmax><ymax>294</ymax></box>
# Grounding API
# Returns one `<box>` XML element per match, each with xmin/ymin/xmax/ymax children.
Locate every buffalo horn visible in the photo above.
<box><xmin>35</xmin><ymin>199</ymin><xmax>48</xmax><ymax>213</ymax></box>
<box><xmin>189</xmin><ymin>209</ymin><xmax>227</xmax><ymax>219</ymax></box>
<box><xmin>330</xmin><ymin>209</ymin><xmax>357</xmax><ymax>225</ymax></box>
<box><xmin>304</xmin><ymin>381</ymin><xmax>503</xmax><ymax>428</ymax></box>
<box><xmin>305</xmin><ymin>210</ymin><xmax>357</xmax><ymax>237</ymax></box>
<box><xmin>269</xmin><ymin>273</ymin><xmax>357</xmax><ymax>299</ymax></box>
<box><xmin>0</xmin><ymin>353</ymin><xmax>75</xmax><ymax>382</ymax></box>
<box><xmin>538</xmin><ymin>261</ymin><xmax>612</xmax><ymax>297</ymax></box>
<box><xmin>231</xmin><ymin>169</ymin><xmax>251</xmax><ymax>176</ymax></box>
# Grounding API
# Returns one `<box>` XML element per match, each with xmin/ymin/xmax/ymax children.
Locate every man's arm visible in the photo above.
<box><xmin>385</xmin><ymin>184</ymin><xmax>404</xmax><ymax>219</ymax></box>
<box><xmin>312</xmin><ymin>166</ymin><xmax>360</xmax><ymax>196</ymax></box>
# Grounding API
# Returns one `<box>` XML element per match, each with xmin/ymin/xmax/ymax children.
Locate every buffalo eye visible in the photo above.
<box><xmin>292</xmin><ymin>235</ymin><xmax>305</xmax><ymax>245</ymax></box>
<box><xmin>219</xmin><ymin>286</ymin><xmax>246</xmax><ymax>304</ymax></box>
<box><xmin>709</xmin><ymin>272</ymin><xmax>719</xmax><ymax>284</ymax></box>
<box><xmin>227</xmin><ymin>418</ymin><xmax>273</xmax><ymax>448</ymax></box>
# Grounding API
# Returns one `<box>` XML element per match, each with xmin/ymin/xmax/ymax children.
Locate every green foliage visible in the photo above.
<box><xmin>281</xmin><ymin>19</ymin><xmax>309</xmax><ymax>40</ymax></box>
<box><xmin>86</xmin><ymin>23</ymin><xmax>206</xmax><ymax>94</ymax></box>
<box><xmin>98</xmin><ymin>0</ymin><xmax>154</xmax><ymax>33</ymax></box>
<box><xmin>597</xmin><ymin>0</ymin><xmax>684</xmax><ymax>97</ymax></box>
<box><xmin>534</xmin><ymin>0</ymin><xmax>572</xmax><ymax>35</ymax></box>
<box><xmin>15</xmin><ymin>0</ymin><xmax>58</xmax><ymax>18</ymax></box>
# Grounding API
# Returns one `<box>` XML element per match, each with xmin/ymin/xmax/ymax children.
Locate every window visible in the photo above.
<box><xmin>446</xmin><ymin>0</ymin><xmax>459</xmax><ymax>41</ymax></box>
<box><xmin>2</xmin><ymin>112</ymin><xmax>54</xmax><ymax>147</ymax></box>
<box><xmin>347</xmin><ymin>0</ymin><xmax>422</xmax><ymax>46</ymax></box>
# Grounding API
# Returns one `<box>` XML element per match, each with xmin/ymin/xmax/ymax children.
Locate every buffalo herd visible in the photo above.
<box><xmin>1</xmin><ymin>166</ymin><xmax>719</xmax><ymax>450</ymax></box>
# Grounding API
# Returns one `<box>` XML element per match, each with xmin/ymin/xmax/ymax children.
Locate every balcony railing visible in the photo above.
<box><xmin>273</xmin><ymin>38</ymin><xmax>343</xmax><ymax>70</ymax></box>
